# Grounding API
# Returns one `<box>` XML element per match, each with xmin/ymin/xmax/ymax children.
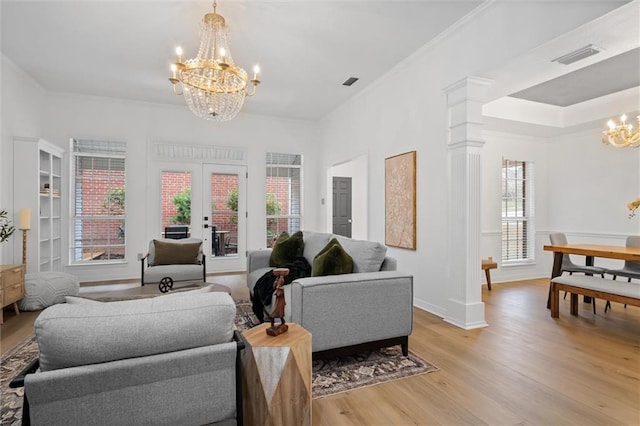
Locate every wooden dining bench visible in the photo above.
<box><xmin>550</xmin><ymin>275</ymin><xmax>640</xmax><ymax>318</ymax></box>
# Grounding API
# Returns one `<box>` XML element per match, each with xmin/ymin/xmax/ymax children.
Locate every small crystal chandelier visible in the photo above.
<box><xmin>169</xmin><ymin>1</ymin><xmax>260</xmax><ymax>122</ymax></box>
<box><xmin>602</xmin><ymin>113</ymin><xmax>640</xmax><ymax>148</ymax></box>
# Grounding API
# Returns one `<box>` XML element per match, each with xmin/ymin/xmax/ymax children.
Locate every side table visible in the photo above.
<box><xmin>242</xmin><ymin>322</ymin><xmax>312</xmax><ymax>426</ymax></box>
<box><xmin>1</xmin><ymin>264</ymin><xmax>26</xmax><ymax>324</ymax></box>
<box><xmin>482</xmin><ymin>257</ymin><xmax>498</xmax><ymax>290</ymax></box>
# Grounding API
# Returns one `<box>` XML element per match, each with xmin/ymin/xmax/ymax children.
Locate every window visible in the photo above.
<box><xmin>266</xmin><ymin>153</ymin><xmax>302</xmax><ymax>246</ymax></box>
<box><xmin>70</xmin><ymin>139</ymin><xmax>126</xmax><ymax>263</ymax></box>
<box><xmin>501</xmin><ymin>159</ymin><xmax>534</xmax><ymax>263</ymax></box>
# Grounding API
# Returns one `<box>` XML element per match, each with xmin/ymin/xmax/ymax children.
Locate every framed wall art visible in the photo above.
<box><xmin>385</xmin><ymin>150</ymin><xmax>416</xmax><ymax>250</ymax></box>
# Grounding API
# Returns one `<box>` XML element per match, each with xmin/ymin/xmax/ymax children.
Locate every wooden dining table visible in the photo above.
<box><xmin>543</xmin><ymin>243</ymin><xmax>640</xmax><ymax>308</ymax></box>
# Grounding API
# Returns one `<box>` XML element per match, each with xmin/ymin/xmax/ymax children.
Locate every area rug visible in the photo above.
<box><xmin>1</xmin><ymin>299</ymin><xmax>437</xmax><ymax>424</ymax></box>
<box><xmin>233</xmin><ymin>300</ymin><xmax>438</xmax><ymax>398</ymax></box>
<box><xmin>1</xmin><ymin>335</ymin><xmax>38</xmax><ymax>426</ymax></box>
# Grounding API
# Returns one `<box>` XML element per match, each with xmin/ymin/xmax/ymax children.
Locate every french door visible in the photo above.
<box><xmin>156</xmin><ymin>163</ymin><xmax>246</xmax><ymax>272</ymax></box>
<box><xmin>202</xmin><ymin>164</ymin><xmax>247</xmax><ymax>272</ymax></box>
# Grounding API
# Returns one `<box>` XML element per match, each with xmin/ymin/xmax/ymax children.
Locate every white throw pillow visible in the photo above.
<box><xmin>335</xmin><ymin>235</ymin><xmax>387</xmax><ymax>273</ymax></box>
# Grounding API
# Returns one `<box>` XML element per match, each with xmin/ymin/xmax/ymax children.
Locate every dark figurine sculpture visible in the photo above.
<box><xmin>266</xmin><ymin>268</ymin><xmax>289</xmax><ymax>336</ymax></box>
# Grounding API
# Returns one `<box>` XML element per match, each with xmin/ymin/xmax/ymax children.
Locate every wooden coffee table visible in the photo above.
<box><xmin>201</xmin><ymin>282</ymin><xmax>231</xmax><ymax>293</ymax></box>
<box><xmin>157</xmin><ymin>278</ymin><xmax>231</xmax><ymax>294</ymax></box>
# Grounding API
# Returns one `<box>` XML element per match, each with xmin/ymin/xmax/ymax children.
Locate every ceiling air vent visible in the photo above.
<box><xmin>551</xmin><ymin>44</ymin><xmax>602</xmax><ymax>65</ymax></box>
<box><xmin>342</xmin><ymin>77</ymin><xmax>359</xmax><ymax>86</ymax></box>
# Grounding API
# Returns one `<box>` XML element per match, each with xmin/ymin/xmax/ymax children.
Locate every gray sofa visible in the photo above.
<box><xmin>11</xmin><ymin>287</ymin><xmax>243</xmax><ymax>426</ymax></box>
<box><xmin>247</xmin><ymin>230</ymin><xmax>413</xmax><ymax>356</ymax></box>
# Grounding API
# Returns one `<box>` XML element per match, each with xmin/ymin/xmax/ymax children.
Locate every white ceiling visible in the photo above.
<box><xmin>1</xmin><ymin>0</ymin><xmax>638</xmax><ymax>125</ymax></box>
<box><xmin>0</xmin><ymin>0</ymin><xmax>483</xmax><ymax>121</ymax></box>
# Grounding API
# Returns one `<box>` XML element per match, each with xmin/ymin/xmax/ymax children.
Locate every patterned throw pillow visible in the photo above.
<box><xmin>269</xmin><ymin>231</ymin><xmax>304</xmax><ymax>267</ymax></box>
<box><xmin>312</xmin><ymin>238</ymin><xmax>354</xmax><ymax>276</ymax></box>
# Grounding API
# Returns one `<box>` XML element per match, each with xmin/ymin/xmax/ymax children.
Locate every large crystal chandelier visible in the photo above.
<box><xmin>169</xmin><ymin>1</ymin><xmax>260</xmax><ymax>122</ymax></box>
<box><xmin>602</xmin><ymin>113</ymin><xmax>640</xmax><ymax>148</ymax></box>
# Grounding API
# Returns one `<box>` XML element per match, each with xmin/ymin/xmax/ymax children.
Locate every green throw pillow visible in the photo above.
<box><xmin>312</xmin><ymin>238</ymin><xmax>353</xmax><ymax>276</ymax></box>
<box><xmin>269</xmin><ymin>231</ymin><xmax>304</xmax><ymax>267</ymax></box>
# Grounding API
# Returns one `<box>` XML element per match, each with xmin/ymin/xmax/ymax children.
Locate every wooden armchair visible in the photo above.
<box><xmin>225</xmin><ymin>234</ymin><xmax>238</xmax><ymax>255</ymax></box>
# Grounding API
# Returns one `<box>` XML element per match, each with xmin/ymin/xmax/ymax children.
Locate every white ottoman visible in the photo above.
<box><xmin>19</xmin><ymin>272</ymin><xmax>80</xmax><ymax>311</ymax></box>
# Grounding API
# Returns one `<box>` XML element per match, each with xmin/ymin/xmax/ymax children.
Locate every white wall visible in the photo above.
<box><xmin>546</xmin><ymin>125</ymin><xmax>640</xmax><ymax>270</ymax></box>
<box><xmin>1</xmin><ymin>55</ymin><xmax>45</xmax><ymax>264</ymax></box>
<box><xmin>317</xmin><ymin>1</ymin><xmax>627</xmax><ymax>318</ymax></box>
<box><xmin>17</xmin><ymin>93</ymin><xmax>321</xmax><ymax>282</ymax></box>
<box><xmin>481</xmin><ymin>131</ymin><xmax>551</xmax><ymax>283</ymax></box>
<box><xmin>480</xmin><ymin>123</ymin><xmax>640</xmax><ymax>282</ymax></box>
<box><xmin>4</xmin><ymin>1</ymin><xmax>635</xmax><ymax>299</ymax></box>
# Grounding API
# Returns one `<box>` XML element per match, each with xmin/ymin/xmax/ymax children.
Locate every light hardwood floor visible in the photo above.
<box><xmin>1</xmin><ymin>276</ymin><xmax>639</xmax><ymax>425</ymax></box>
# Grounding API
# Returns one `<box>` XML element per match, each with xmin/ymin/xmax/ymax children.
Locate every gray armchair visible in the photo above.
<box><xmin>140</xmin><ymin>238</ymin><xmax>206</xmax><ymax>291</ymax></box>
<box><xmin>10</xmin><ymin>289</ymin><xmax>243</xmax><ymax>426</ymax></box>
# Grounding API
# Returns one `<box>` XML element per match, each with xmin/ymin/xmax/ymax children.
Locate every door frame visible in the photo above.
<box><xmin>149</xmin><ymin>161</ymin><xmax>247</xmax><ymax>273</ymax></box>
<box><xmin>202</xmin><ymin>163</ymin><xmax>247</xmax><ymax>272</ymax></box>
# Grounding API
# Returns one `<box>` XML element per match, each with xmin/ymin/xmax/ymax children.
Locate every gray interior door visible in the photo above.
<box><xmin>333</xmin><ymin>177</ymin><xmax>352</xmax><ymax>237</ymax></box>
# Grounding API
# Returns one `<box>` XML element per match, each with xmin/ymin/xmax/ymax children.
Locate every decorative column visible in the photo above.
<box><xmin>443</xmin><ymin>77</ymin><xmax>492</xmax><ymax>329</ymax></box>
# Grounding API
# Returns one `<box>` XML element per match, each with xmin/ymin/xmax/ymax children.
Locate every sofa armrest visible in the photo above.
<box><xmin>10</xmin><ymin>358</ymin><xmax>39</xmax><ymax>389</ymax></box>
<box><xmin>233</xmin><ymin>330</ymin><xmax>245</xmax><ymax>426</ymax></box>
<box><xmin>290</xmin><ymin>270</ymin><xmax>409</xmax><ymax>288</ymax></box>
<box><xmin>24</xmin><ymin>342</ymin><xmax>240</xmax><ymax>426</ymax></box>
<box><xmin>289</xmin><ymin>271</ymin><xmax>413</xmax><ymax>352</ymax></box>
<box><xmin>247</xmin><ymin>249</ymin><xmax>272</xmax><ymax>274</ymax></box>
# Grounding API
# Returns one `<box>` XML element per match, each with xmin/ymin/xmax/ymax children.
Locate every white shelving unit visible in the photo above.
<box><xmin>13</xmin><ymin>138</ymin><xmax>65</xmax><ymax>273</ymax></box>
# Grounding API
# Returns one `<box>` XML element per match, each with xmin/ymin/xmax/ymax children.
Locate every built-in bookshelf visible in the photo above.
<box><xmin>13</xmin><ymin>138</ymin><xmax>65</xmax><ymax>273</ymax></box>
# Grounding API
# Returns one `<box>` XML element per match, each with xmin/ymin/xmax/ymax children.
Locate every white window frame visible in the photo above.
<box><xmin>501</xmin><ymin>158</ymin><xmax>535</xmax><ymax>265</ymax></box>
<box><xmin>69</xmin><ymin>139</ymin><xmax>127</xmax><ymax>264</ymax></box>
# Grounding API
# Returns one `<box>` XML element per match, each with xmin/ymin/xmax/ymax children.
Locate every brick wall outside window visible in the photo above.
<box><xmin>159</xmin><ymin>173</ymin><xmax>240</xmax><ymax>238</ymax></box>
<box><xmin>76</xmin><ymin>166</ymin><xmax>299</xmax><ymax>258</ymax></box>
<box><xmin>73</xmin><ymin>169</ymin><xmax>125</xmax><ymax>261</ymax></box>
<box><xmin>71</xmin><ymin>139</ymin><xmax>127</xmax><ymax>262</ymax></box>
<box><xmin>161</xmin><ymin>171</ymin><xmax>191</xmax><ymax>228</ymax></box>
<box><xmin>266</xmin><ymin>176</ymin><xmax>292</xmax><ymax>236</ymax></box>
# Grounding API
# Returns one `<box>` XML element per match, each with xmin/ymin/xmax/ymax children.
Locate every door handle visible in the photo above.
<box><xmin>348</xmin><ymin>219</ymin><xmax>352</xmax><ymax>223</ymax></box>
<box><xmin>204</xmin><ymin>224</ymin><xmax>209</xmax><ymax>228</ymax></box>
